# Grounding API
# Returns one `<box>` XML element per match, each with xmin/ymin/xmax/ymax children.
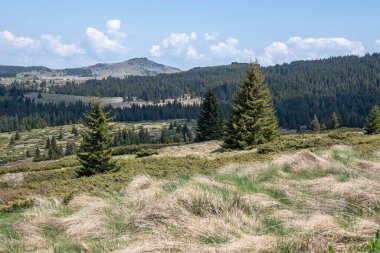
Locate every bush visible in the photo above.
<box><xmin>135</xmin><ymin>149</ymin><xmax>159</xmax><ymax>158</ymax></box>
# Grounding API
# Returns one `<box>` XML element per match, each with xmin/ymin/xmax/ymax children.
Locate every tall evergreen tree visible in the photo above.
<box><xmin>196</xmin><ymin>87</ymin><xmax>224</xmax><ymax>142</ymax></box>
<box><xmin>365</xmin><ymin>105</ymin><xmax>380</xmax><ymax>134</ymax></box>
<box><xmin>224</xmin><ymin>63</ymin><xmax>278</xmax><ymax>149</ymax></box>
<box><xmin>77</xmin><ymin>98</ymin><xmax>116</xmax><ymax>176</ymax></box>
<box><xmin>331</xmin><ymin>112</ymin><xmax>340</xmax><ymax>129</ymax></box>
<box><xmin>310</xmin><ymin>114</ymin><xmax>321</xmax><ymax>132</ymax></box>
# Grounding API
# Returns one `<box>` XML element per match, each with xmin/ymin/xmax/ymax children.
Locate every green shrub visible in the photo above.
<box><xmin>135</xmin><ymin>149</ymin><xmax>159</xmax><ymax>158</ymax></box>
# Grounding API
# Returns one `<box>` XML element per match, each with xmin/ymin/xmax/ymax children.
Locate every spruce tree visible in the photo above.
<box><xmin>46</xmin><ymin>138</ymin><xmax>51</xmax><ymax>149</ymax></box>
<box><xmin>15</xmin><ymin>131</ymin><xmax>20</xmax><ymax>140</ymax></box>
<box><xmin>331</xmin><ymin>112</ymin><xmax>340</xmax><ymax>129</ymax></box>
<box><xmin>65</xmin><ymin>141</ymin><xmax>77</xmax><ymax>156</ymax></box>
<box><xmin>365</xmin><ymin>105</ymin><xmax>380</xmax><ymax>134</ymax></box>
<box><xmin>310</xmin><ymin>114</ymin><xmax>321</xmax><ymax>132</ymax></box>
<box><xmin>77</xmin><ymin>98</ymin><xmax>116</xmax><ymax>176</ymax></box>
<box><xmin>196</xmin><ymin>87</ymin><xmax>224</xmax><ymax>142</ymax></box>
<box><xmin>224</xmin><ymin>63</ymin><xmax>278</xmax><ymax>149</ymax></box>
<box><xmin>34</xmin><ymin>147</ymin><xmax>41</xmax><ymax>161</ymax></box>
<box><xmin>71</xmin><ymin>126</ymin><xmax>79</xmax><ymax>136</ymax></box>
<box><xmin>9</xmin><ymin>135</ymin><xmax>15</xmax><ymax>146</ymax></box>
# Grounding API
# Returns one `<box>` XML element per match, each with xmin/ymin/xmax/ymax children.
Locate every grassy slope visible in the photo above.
<box><xmin>0</xmin><ymin>129</ymin><xmax>380</xmax><ymax>252</ymax></box>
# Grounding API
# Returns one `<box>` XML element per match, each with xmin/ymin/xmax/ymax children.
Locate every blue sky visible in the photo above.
<box><xmin>0</xmin><ymin>0</ymin><xmax>379</xmax><ymax>69</ymax></box>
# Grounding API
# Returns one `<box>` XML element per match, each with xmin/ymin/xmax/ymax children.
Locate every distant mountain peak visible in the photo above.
<box><xmin>87</xmin><ymin>58</ymin><xmax>181</xmax><ymax>77</ymax></box>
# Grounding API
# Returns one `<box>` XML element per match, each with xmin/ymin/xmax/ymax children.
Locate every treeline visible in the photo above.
<box><xmin>0</xmin><ymin>86</ymin><xmax>199</xmax><ymax>132</ymax></box>
<box><xmin>0</xmin><ymin>65</ymin><xmax>50</xmax><ymax>77</ymax></box>
<box><xmin>0</xmin><ymin>96</ymin><xmax>90</xmax><ymax>132</ymax></box>
<box><xmin>110</xmin><ymin>103</ymin><xmax>199</xmax><ymax>122</ymax></box>
<box><xmin>50</xmin><ymin>53</ymin><xmax>380</xmax><ymax>129</ymax></box>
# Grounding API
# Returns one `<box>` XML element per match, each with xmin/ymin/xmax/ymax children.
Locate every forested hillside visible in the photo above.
<box><xmin>51</xmin><ymin>53</ymin><xmax>380</xmax><ymax>129</ymax></box>
<box><xmin>2</xmin><ymin>54</ymin><xmax>380</xmax><ymax>130</ymax></box>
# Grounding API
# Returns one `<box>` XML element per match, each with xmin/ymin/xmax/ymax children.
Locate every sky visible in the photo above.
<box><xmin>0</xmin><ymin>0</ymin><xmax>379</xmax><ymax>70</ymax></box>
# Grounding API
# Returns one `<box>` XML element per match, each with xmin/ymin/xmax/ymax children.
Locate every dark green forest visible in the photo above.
<box><xmin>51</xmin><ymin>53</ymin><xmax>380</xmax><ymax>129</ymax></box>
<box><xmin>1</xmin><ymin>53</ymin><xmax>380</xmax><ymax>131</ymax></box>
<box><xmin>0</xmin><ymin>85</ymin><xmax>199</xmax><ymax>132</ymax></box>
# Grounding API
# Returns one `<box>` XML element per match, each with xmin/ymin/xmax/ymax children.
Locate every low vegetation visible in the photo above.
<box><xmin>1</xmin><ymin>128</ymin><xmax>379</xmax><ymax>252</ymax></box>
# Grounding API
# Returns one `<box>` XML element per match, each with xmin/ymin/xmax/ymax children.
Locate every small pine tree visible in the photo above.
<box><xmin>331</xmin><ymin>112</ymin><xmax>340</xmax><ymax>129</ymax></box>
<box><xmin>34</xmin><ymin>147</ymin><xmax>41</xmax><ymax>161</ymax></box>
<box><xmin>310</xmin><ymin>114</ymin><xmax>321</xmax><ymax>132</ymax></box>
<box><xmin>26</xmin><ymin>149</ymin><xmax>32</xmax><ymax>157</ymax></box>
<box><xmin>15</xmin><ymin>131</ymin><xmax>20</xmax><ymax>140</ymax></box>
<box><xmin>9</xmin><ymin>135</ymin><xmax>15</xmax><ymax>146</ymax></box>
<box><xmin>46</xmin><ymin>138</ymin><xmax>51</xmax><ymax>149</ymax></box>
<box><xmin>71</xmin><ymin>126</ymin><xmax>79</xmax><ymax>136</ymax></box>
<box><xmin>58</xmin><ymin>132</ymin><xmax>64</xmax><ymax>140</ymax></box>
<box><xmin>196</xmin><ymin>87</ymin><xmax>224</xmax><ymax>142</ymax></box>
<box><xmin>51</xmin><ymin>136</ymin><xmax>57</xmax><ymax>150</ymax></box>
<box><xmin>65</xmin><ymin>141</ymin><xmax>77</xmax><ymax>156</ymax></box>
<box><xmin>77</xmin><ymin>98</ymin><xmax>116</xmax><ymax>176</ymax></box>
<box><xmin>365</xmin><ymin>105</ymin><xmax>380</xmax><ymax>134</ymax></box>
<box><xmin>224</xmin><ymin>63</ymin><xmax>279</xmax><ymax>149</ymax></box>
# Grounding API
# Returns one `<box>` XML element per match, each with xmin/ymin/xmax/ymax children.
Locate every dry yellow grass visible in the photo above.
<box><xmin>2</xmin><ymin>145</ymin><xmax>380</xmax><ymax>252</ymax></box>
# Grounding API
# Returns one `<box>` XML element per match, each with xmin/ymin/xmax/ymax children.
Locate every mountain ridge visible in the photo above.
<box><xmin>0</xmin><ymin>58</ymin><xmax>181</xmax><ymax>78</ymax></box>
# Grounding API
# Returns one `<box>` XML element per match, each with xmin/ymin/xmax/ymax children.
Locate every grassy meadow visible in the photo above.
<box><xmin>0</xmin><ymin>128</ymin><xmax>380</xmax><ymax>252</ymax></box>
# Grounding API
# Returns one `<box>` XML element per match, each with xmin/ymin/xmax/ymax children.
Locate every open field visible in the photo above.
<box><xmin>1</xmin><ymin>129</ymin><xmax>380</xmax><ymax>252</ymax></box>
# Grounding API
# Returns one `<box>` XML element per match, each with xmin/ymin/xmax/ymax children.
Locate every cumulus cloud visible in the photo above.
<box><xmin>0</xmin><ymin>19</ymin><xmax>128</xmax><ymax>67</ymax></box>
<box><xmin>149</xmin><ymin>44</ymin><xmax>161</xmax><ymax>56</ymax></box>
<box><xmin>150</xmin><ymin>32</ymin><xmax>204</xmax><ymax>60</ymax></box>
<box><xmin>204</xmin><ymin>32</ymin><xmax>219</xmax><ymax>41</ymax></box>
<box><xmin>186</xmin><ymin>45</ymin><xmax>206</xmax><ymax>60</ymax></box>
<box><xmin>376</xmin><ymin>39</ymin><xmax>380</xmax><ymax>50</ymax></box>
<box><xmin>162</xmin><ymin>32</ymin><xmax>197</xmax><ymax>51</ymax></box>
<box><xmin>210</xmin><ymin>37</ymin><xmax>254</xmax><ymax>60</ymax></box>
<box><xmin>260</xmin><ymin>36</ymin><xmax>365</xmax><ymax>65</ymax></box>
<box><xmin>41</xmin><ymin>34</ymin><xmax>84</xmax><ymax>57</ymax></box>
<box><xmin>0</xmin><ymin>30</ymin><xmax>40</xmax><ymax>49</ymax></box>
<box><xmin>85</xmin><ymin>27</ymin><xmax>125</xmax><ymax>54</ymax></box>
<box><xmin>105</xmin><ymin>19</ymin><xmax>127</xmax><ymax>39</ymax></box>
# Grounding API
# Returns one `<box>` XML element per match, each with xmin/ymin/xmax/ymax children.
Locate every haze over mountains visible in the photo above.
<box><xmin>0</xmin><ymin>58</ymin><xmax>181</xmax><ymax>79</ymax></box>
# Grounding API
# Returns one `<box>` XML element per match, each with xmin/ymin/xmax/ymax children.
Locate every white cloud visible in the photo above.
<box><xmin>210</xmin><ymin>37</ymin><xmax>254</xmax><ymax>60</ymax></box>
<box><xmin>376</xmin><ymin>39</ymin><xmax>380</xmax><ymax>50</ymax></box>
<box><xmin>41</xmin><ymin>34</ymin><xmax>84</xmax><ymax>57</ymax></box>
<box><xmin>260</xmin><ymin>36</ymin><xmax>365</xmax><ymax>65</ymax></box>
<box><xmin>0</xmin><ymin>30</ymin><xmax>40</xmax><ymax>49</ymax></box>
<box><xmin>186</xmin><ymin>45</ymin><xmax>205</xmax><ymax>60</ymax></box>
<box><xmin>150</xmin><ymin>32</ymin><xmax>204</xmax><ymax>60</ymax></box>
<box><xmin>190</xmin><ymin>32</ymin><xmax>197</xmax><ymax>40</ymax></box>
<box><xmin>204</xmin><ymin>32</ymin><xmax>219</xmax><ymax>41</ymax></box>
<box><xmin>149</xmin><ymin>44</ymin><xmax>161</xmax><ymax>57</ymax></box>
<box><xmin>105</xmin><ymin>19</ymin><xmax>127</xmax><ymax>39</ymax></box>
<box><xmin>162</xmin><ymin>32</ymin><xmax>196</xmax><ymax>51</ymax></box>
<box><xmin>85</xmin><ymin>27</ymin><xmax>125</xmax><ymax>53</ymax></box>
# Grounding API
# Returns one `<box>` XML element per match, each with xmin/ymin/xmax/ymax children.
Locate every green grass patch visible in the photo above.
<box><xmin>199</xmin><ymin>233</ymin><xmax>229</xmax><ymax>244</ymax></box>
